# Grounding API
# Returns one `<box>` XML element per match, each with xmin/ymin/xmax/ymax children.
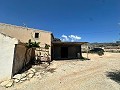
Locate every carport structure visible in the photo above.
<box><xmin>52</xmin><ymin>42</ymin><xmax>87</xmax><ymax>60</ymax></box>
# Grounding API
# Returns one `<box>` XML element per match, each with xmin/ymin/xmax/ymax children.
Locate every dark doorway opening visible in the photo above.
<box><xmin>61</xmin><ymin>47</ymin><xmax>68</xmax><ymax>58</ymax></box>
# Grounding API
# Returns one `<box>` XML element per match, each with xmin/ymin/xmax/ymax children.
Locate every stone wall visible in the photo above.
<box><xmin>0</xmin><ymin>33</ymin><xmax>18</xmax><ymax>82</ymax></box>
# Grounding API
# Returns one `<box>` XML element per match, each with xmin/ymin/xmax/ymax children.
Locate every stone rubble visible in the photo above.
<box><xmin>30</xmin><ymin>68</ymin><xmax>36</xmax><ymax>73</ymax></box>
<box><xmin>34</xmin><ymin>72</ymin><xmax>42</xmax><ymax>79</ymax></box>
<box><xmin>0</xmin><ymin>68</ymin><xmax>36</xmax><ymax>88</ymax></box>
<box><xmin>5</xmin><ymin>80</ymin><xmax>14</xmax><ymax>88</ymax></box>
<box><xmin>0</xmin><ymin>79</ymin><xmax>14</xmax><ymax>88</ymax></box>
<box><xmin>14</xmin><ymin>79</ymin><xmax>20</xmax><ymax>83</ymax></box>
<box><xmin>20</xmin><ymin>77</ymin><xmax>27</xmax><ymax>81</ymax></box>
<box><xmin>28</xmin><ymin>73</ymin><xmax>34</xmax><ymax>78</ymax></box>
<box><xmin>21</xmin><ymin>73</ymin><xmax>27</xmax><ymax>78</ymax></box>
<box><xmin>0</xmin><ymin>62</ymin><xmax>54</xmax><ymax>88</ymax></box>
<box><xmin>13</xmin><ymin>74</ymin><xmax>21</xmax><ymax>80</ymax></box>
<box><xmin>0</xmin><ymin>80</ymin><xmax>10</xmax><ymax>86</ymax></box>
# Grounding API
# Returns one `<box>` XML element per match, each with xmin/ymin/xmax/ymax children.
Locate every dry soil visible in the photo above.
<box><xmin>0</xmin><ymin>52</ymin><xmax>120</xmax><ymax>90</ymax></box>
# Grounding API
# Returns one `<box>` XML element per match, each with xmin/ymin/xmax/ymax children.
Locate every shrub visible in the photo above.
<box><xmin>98</xmin><ymin>51</ymin><xmax>104</xmax><ymax>56</ymax></box>
<box><xmin>45</xmin><ymin>44</ymin><xmax>50</xmax><ymax>49</ymax></box>
<box><xmin>26</xmin><ymin>39</ymin><xmax>40</xmax><ymax>48</ymax></box>
<box><xmin>89</xmin><ymin>48</ymin><xmax>104</xmax><ymax>56</ymax></box>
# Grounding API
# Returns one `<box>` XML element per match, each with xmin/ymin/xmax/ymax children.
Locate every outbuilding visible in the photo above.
<box><xmin>52</xmin><ymin>42</ymin><xmax>87</xmax><ymax>60</ymax></box>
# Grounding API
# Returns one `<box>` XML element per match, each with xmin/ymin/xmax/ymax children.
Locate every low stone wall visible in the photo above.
<box><xmin>12</xmin><ymin>44</ymin><xmax>35</xmax><ymax>76</ymax></box>
<box><xmin>35</xmin><ymin>47</ymin><xmax>51</xmax><ymax>62</ymax></box>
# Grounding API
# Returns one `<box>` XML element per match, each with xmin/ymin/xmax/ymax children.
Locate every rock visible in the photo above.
<box><xmin>5</xmin><ymin>80</ymin><xmax>14</xmax><ymax>88</ymax></box>
<box><xmin>21</xmin><ymin>73</ymin><xmax>27</xmax><ymax>78</ymax></box>
<box><xmin>34</xmin><ymin>75</ymin><xmax>42</xmax><ymax>79</ymax></box>
<box><xmin>35</xmin><ymin>72</ymin><xmax>40</xmax><ymax>76</ymax></box>
<box><xmin>19</xmin><ymin>80</ymin><xmax>23</xmax><ymax>83</ymax></box>
<box><xmin>21</xmin><ymin>77</ymin><xmax>27</xmax><ymax>81</ymax></box>
<box><xmin>27</xmin><ymin>70</ymin><xmax>34</xmax><ymax>74</ymax></box>
<box><xmin>30</xmin><ymin>68</ymin><xmax>36</xmax><ymax>73</ymax></box>
<box><xmin>46</xmin><ymin>72</ymin><xmax>51</xmax><ymax>75</ymax></box>
<box><xmin>44</xmin><ymin>62</ymin><xmax>50</xmax><ymax>66</ymax></box>
<box><xmin>41</xmin><ymin>71</ymin><xmax>45</xmax><ymax>73</ymax></box>
<box><xmin>14</xmin><ymin>79</ymin><xmax>20</xmax><ymax>83</ymax></box>
<box><xmin>38</xmin><ymin>75</ymin><xmax>42</xmax><ymax>79</ymax></box>
<box><xmin>13</xmin><ymin>74</ymin><xmax>21</xmax><ymax>80</ymax></box>
<box><xmin>0</xmin><ymin>80</ymin><xmax>10</xmax><ymax>86</ymax></box>
<box><xmin>28</xmin><ymin>73</ymin><xmax>34</xmax><ymax>78</ymax></box>
<box><xmin>40</xmin><ymin>72</ymin><xmax>45</xmax><ymax>76</ymax></box>
<box><xmin>34</xmin><ymin>72</ymin><xmax>42</xmax><ymax>79</ymax></box>
<box><xmin>26</xmin><ymin>77</ymin><xmax>29</xmax><ymax>80</ymax></box>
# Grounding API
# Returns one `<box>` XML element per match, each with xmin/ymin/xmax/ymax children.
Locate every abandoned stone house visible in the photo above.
<box><xmin>0</xmin><ymin>23</ymin><xmax>87</xmax><ymax>81</ymax></box>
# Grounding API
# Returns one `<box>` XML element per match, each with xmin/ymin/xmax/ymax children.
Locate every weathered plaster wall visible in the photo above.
<box><xmin>0</xmin><ymin>23</ymin><xmax>52</xmax><ymax>61</ymax></box>
<box><xmin>0</xmin><ymin>23</ymin><xmax>52</xmax><ymax>44</ymax></box>
<box><xmin>0</xmin><ymin>33</ymin><xmax>18</xmax><ymax>81</ymax></box>
<box><xmin>12</xmin><ymin>44</ymin><xmax>34</xmax><ymax>75</ymax></box>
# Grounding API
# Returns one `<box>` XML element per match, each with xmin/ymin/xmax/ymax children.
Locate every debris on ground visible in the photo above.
<box><xmin>0</xmin><ymin>62</ymin><xmax>55</xmax><ymax>88</ymax></box>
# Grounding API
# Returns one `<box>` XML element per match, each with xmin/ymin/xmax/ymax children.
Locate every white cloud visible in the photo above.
<box><xmin>118</xmin><ymin>23</ymin><xmax>120</xmax><ymax>25</ymax></box>
<box><xmin>61</xmin><ymin>34</ymin><xmax>69</xmax><ymax>41</ymax></box>
<box><xmin>69</xmin><ymin>35</ymin><xmax>81</xmax><ymax>42</ymax></box>
<box><xmin>61</xmin><ymin>34</ymin><xmax>81</xmax><ymax>42</ymax></box>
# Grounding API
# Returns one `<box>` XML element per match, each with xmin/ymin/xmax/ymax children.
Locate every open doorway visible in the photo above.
<box><xmin>61</xmin><ymin>47</ymin><xmax>68</xmax><ymax>58</ymax></box>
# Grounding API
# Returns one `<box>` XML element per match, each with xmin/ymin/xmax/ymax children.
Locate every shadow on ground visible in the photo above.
<box><xmin>106</xmin><ymin>70</ymin><xmax>120</xmax><ymax>84</ymax></box>
<box><xmin>54</xmin><ymin>57</ymin><xmax>90</xmax><ymax>61</ymax></box>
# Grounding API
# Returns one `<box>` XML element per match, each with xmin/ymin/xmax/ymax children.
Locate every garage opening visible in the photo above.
<box><xmin>61</xmin><ymin>47</ymin><xmax>68</xmax><ymax>58</ymax></box>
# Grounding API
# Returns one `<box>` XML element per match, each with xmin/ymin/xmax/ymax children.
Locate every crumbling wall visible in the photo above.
<box><xmin>12</xmin><ymin>44</ymin><xmax>35</xmax><ymax>75</ymax></box>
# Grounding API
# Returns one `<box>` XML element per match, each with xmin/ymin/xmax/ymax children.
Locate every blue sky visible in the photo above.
<box><xmin>0</xmin><ymin>0</ymin><xmax>120</xmax><ymax>42</ymax></box>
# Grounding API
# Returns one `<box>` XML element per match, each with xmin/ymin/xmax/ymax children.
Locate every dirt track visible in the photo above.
<box><xmin>0</xmin><ymin>52</ymin><xmax>120</xmax><ymax>90</ymax></box>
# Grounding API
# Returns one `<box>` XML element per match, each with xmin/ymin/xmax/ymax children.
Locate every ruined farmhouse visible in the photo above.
<box><xmin>0</xmin><ymin>23</ymin><xmax>86</xmax><ymax>81</ymax></box>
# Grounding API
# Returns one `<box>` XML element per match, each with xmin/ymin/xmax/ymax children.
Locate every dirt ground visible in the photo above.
<box><xmin>0</xmin><ymin>52</ymin><xmax>120</xmax><ymax>90</ymax></box>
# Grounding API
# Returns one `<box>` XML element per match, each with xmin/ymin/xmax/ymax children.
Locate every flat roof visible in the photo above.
<box><xmin>52</xmin><ymin>42</ymin><xmax>88</xmax><ymax>46</ymax></box>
